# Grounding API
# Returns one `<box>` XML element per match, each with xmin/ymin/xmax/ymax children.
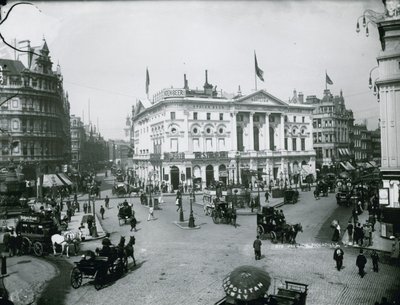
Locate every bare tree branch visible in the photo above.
<box><xmin>0</xmin><ymin>2</ymin><xmax>38</xmax><ymax>26</ymax></box>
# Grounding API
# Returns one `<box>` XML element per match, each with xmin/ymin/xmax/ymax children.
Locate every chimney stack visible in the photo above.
<box><xmin>298</xmin><ymin>92</ymin><xmax>304</xmax><ymax>104</ymax></box>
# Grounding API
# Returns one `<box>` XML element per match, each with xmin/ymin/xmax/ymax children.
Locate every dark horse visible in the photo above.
<box><xmin>123</xmin><ymin>236</ymin><xmax>136</xmax><ymax>270</ymax></box>
<box><xmin>282</xmin><ymin>223</ymin><xmax>303</xmax><ymax>244</ymax></box>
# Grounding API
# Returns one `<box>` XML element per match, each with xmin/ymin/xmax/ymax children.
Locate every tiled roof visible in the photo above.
<box><xmin>0</xmin><ymin>58</ymin><xmax>26</xmax><ymax>74</ymax></box>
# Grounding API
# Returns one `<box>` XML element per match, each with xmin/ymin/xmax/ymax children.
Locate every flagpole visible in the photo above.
<box><xmin>254</xmin><ymin>50</ymin><xmax>257</xmax><ymax>91</ymax></box>
<box><xmin>255</xmin><ymin>70</ymin><xmax>257</xmax><ymax>91</ymax></box>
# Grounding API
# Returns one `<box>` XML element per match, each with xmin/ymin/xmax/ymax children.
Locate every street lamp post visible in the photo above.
<box><xmin>89</xmin><ymin>184</ymin><xmax>98</xmax><ymax>237</ymax></box>
<box><xmin>235</xmin><ymin>152</ymin><xmax>240</xmax><ymax>186</ymax></box>
<box><xmin>188</xmin><ymin>176</ymin><xmax>195</xmax><ymax>228</ymax></box>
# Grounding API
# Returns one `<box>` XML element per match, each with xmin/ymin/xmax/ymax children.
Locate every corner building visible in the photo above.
<box><xmin>132</xmin><ymin>74</ymin><xmax>316</xmax><ymax>190</ymax></box>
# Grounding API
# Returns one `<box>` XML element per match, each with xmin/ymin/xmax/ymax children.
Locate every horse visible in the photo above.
<box><xmin>123</xmin><ymin>236</ymin><xmax>136</xmax><ymax>269</ymax></box>
<box><xmin>282</xmin><ymin>223</ymin><xmax>303</xmax><ymax>244</ymax></box>
<box><xmin>51</xmin><ymin>229</ymin><xmax>82</xmax><ymax>257</ymax></box>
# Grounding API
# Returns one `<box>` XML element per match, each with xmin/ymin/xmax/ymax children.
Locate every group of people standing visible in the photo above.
<box><xmin>333</xmin><ymin>245</ymin><xmax>380</xmax><ymax>277</ymax></box>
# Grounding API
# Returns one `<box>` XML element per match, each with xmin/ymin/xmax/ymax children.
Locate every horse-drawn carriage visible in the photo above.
<box><xmin>70</xmin><ymin>236</ymin><xmax>135</xmax><ymax>290</ymax></box>
<box><xmin>117</xmin><ymin>201</ymin><xmax>133</xmax><ymax>225</ymax></box>
<box><xmin>314</xmin><ymin>180</ymin><xmax>329</xmax><ymax>198</ymax></box>
<box><xmin>16</xmin><ymin>213</ymin><xmax>60</xmax><ymax>256</ymax></box>
<box><xmin>210</xmin><ymin>200</ymin><xmax>236</xmax><ymax>225</ymax></box>
<box><xmin>112</xmin><ymin>182</ymin><xmax>127</xmax><ymax>197</ymax></box>
<box><xmin>257</xmin><ymin>207</ymin><xmax>302</xmax><ymax>244</ymax></box>
<box><xmin>283</xmin><ymin>189</ymin><xmax>299</xmax><ymax>204</ymax></box>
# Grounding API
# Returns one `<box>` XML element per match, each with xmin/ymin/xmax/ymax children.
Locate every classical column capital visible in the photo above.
<box><xmin>249</xmin><ymin>111</ymin><xmax>255</xmax><ymax>117</ymax></box>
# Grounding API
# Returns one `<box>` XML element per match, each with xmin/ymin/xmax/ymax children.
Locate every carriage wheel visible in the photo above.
<box><xmin>212</xmin><ymin>211</ymin><xmax>220</xmax><ymax>224</ymax></box>
<box><xmin>33</xmin><ymin>241</ymin><xmax>44</xmax><ymax>256</ymax></box>
<box><xmin>21</xmin><ymin>237</ymin><xmax>31</xmax><ymax>255</ymax></box>
<box><xmin>70</xmin><ymin>267</ymin><xmax>83</xmax><ymax>289</ymax></box>
<box><xmin>94</xmin><ymin>272</ymin><xmax>105</xmax><ymax>290</ymax></box>
<box><xmin>270</xmin><ymin>231</ymin><xmax>277</xmax><ymax>243</ymax></box>
<box><xmin>257</xmin><ymin>225</ymin><xmax>265</xmax><ymax>236</ymax></box>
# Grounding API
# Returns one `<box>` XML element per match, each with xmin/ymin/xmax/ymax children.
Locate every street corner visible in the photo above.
<box><xmin>4</xmin><ymin>256</ymin><xmax>57</xmax><ymax>305</ymax></box>
<box><xmin>173</xmin><ymin>221</ymin><xmax>201</xmax><ymax>230</ymax></box>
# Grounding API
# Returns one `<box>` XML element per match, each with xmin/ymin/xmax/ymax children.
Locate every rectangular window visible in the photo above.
<box><xmin>325</xmin><ymin>149</ymin><xmax>329</xmax><ymax>158</ymax></box>
<box><xmin>269</xmin><ymin>116</ymin><xmax>275</xmax><ymax>122</ymax></box>
<box><xmin>193</xmin><ymin>138</ymin><xmax>200</xmax><ymax>151</ymax></box>
<box><xmin>253</xmin><ymin>115</ymin><xmax>259</xmax><ymax>122</ymax></box>
<box><xmin>302</xmin><ymin>116</ymin><xmax>305</xmax><ymax>123</ymax></box>
<box><xmin>313</xmin><ymin>132</ymin><xmax>317</xmax><ymax>143</ymax></box>
<box><xmin>218</xmin><ymin>138</ymin><xmax>225</xmax><ymax>150</ymax></box>
<box><xmin>219</xmin><ymin>113</ymin><xmax>223</xmax><ymax>121</ymax></box>
<box><xmin>170</xmin><ymin>138</ymin><xmax>178</xmax><ymax>152</ymax></box>
<box><xmin>193</xmin><ymin>112</ymin><xmax>198</xmax><ymax>120</ymax></box>
<box><xmin>206</xmin><ymin>138</ymin><xmax>212</xmax><ymax>151</ymax></box>
<box><xmin>292</xmin><ymin>138</ymin><xmax>297</xmax><ymax>151</ymax></box>
<box><xmin>170</xmin><ymin>112</ymin><xmax>176</xmax><ymax>120</ymax></box>
<box><xmin>301</xmin><ymin>138</ymin><xmax>305</xmax><ymax>151</ymax></box>
<box><xmin>207</xmin><ymin>113</ymin><xmax>211</xmax><ymax>120</ymax></box>
<box><xmin>318</xmin><ymin>119</ymin><xmax>321</xmax><ymax>128</ymax></box>
<box><xmin>293</xmin><ymin>116</ymin><xmax>296</xmax><ymax>122</ymax></box>
<box><xmin>284</xmin><ymin>138</ymin><xmax>288</xmax><ymax>150</ymax></box>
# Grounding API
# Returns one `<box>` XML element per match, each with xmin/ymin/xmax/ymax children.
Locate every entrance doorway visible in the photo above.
<box><xmin>218</xmin><ymin>164</ymin><xmax>227</xmax><ymax>186</ymax></box>
<box><xmin>170</xmin><ymin>166</ymin><xmax>180</xmax><ymax>190</ymax></box>
<box><xmin>206</xmin><ymin>165</ymin><xmax>214</xmax><ymax>187</ymax></box>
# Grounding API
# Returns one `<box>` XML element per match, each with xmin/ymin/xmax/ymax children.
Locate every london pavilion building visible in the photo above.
<box><xmin>132</xmin><ymin>72</ymin><xmax>316</xmax><ymax>191</ymax></box>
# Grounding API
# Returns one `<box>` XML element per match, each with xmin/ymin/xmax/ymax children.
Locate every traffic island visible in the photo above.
<box><xmin>173</xmin><ymin>221</ymin><xmax>201</xmax><ymax>230</ymax></box>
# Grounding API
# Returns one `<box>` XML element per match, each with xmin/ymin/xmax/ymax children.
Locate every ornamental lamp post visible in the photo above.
<box><xmin>89</xmin><ymin>184</ymin><xmax>98</xmax><ymax>237</ymax></box>
<box><xmin>188</xmin><ymin>176</ymin><xmax>195</xmax><ymax>228</ymax></box>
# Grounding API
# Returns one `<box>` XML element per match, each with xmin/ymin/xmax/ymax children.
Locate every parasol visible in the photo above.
<box><xmin>223</xmin><ymin>265</ymin><xmax>271</xmax><ymax>301</ymax></box>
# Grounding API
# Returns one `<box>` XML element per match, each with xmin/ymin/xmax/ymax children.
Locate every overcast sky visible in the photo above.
<box><xmin>1</xmin><ymin>0</ymin><xmax>384</xmax><ymax>140</ymax></box>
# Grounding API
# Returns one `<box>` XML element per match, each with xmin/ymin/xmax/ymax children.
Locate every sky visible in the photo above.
<box><xmin>0</xmin><ymin>0</ymin><xmax>384</xmax><ymax>140</ymax></box>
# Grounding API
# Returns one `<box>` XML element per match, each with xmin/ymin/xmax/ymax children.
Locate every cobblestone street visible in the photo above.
<box><xmin>62</xmin><ymin>186</ymin><xmax>400</xmax><ymax>305</ymax></box>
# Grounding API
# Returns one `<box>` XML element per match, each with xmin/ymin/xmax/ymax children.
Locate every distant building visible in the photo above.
<box><xmin>131</xmin><ymin>72</ymin><xmax>316</xmax><ymax>190</ymax></box>
<box><xmin>0</xmin><ymin>39</ymin><xmax>70</xmax><ymax>179</ymax></box>
<box><xmin>80</xmin><ymin>124</ymin><xmax>108</xmax><ymax>172</ymax></box>
<box><xmin>353</xmin><ymin>124</ymin><xmax>370</xmax><ymax>161</ymax></box>
<box><xmin>370</xmin><ymin>128</ymin><xmax>381</xmax><ymax>164</ymax></box>
<box><xmin>305</xmin><ymin>89</ymin><xmax>354</xmax><ymax>171</ymax></box>
<box><xmin>70</xmin><ymin>115</ymin><xmax>85</xmax><ymax>171</ymax></box>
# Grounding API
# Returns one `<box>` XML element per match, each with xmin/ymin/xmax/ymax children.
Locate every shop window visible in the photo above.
<box><xmin>193</xmin><ymin>112</ymin><xmax>198</xmax><ymax>120</ymax></box>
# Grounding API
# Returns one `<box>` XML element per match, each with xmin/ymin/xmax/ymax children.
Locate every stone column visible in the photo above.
<box><xmin>249</xmin><ymin>112</ymin><xmax>254</xmax><ymax>151</ymax></box>
<box><xmin>264</xmin><ymin>112</ymin><xmax>270</xmax><ymax>151</ymax></box>
<box><xmin>230</xmin><ymin>111</ymin><xmax>237</xmax><ymax>151</ymax></box>
<box><xmin>280</xmin><ymin>113</ymin><xmax>285</xmax><ymax>150</ymax></box>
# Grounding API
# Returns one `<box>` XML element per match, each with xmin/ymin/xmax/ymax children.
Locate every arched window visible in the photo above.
<box><xmin>237</xmin><ymin>126</ymin><xmax>244</xmax><ymax>151</ymax></box>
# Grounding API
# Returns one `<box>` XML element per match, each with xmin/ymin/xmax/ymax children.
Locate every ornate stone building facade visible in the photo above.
<box><xmin>0</xmin><ymin>39</ymin><xmax>70</xmax><ymax>178</ymax></box>
<box><xmin>132</xmin><ymin>74</ymin><xmax>316</xmax><ymax>190</ymax></box>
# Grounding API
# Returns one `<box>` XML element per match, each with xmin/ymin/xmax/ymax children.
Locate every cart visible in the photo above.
<box><xmin>16</xmin><ymin>213</ymin><xmax>60</xmax><ymax>256</ymax></box>
<box><xmin>70</xmin><ymin>249</ymin><xmax>126</xmax><ymax>290</ymax></box>
<box><xmin>256</xmin><ymin>207</ymin><xmax>285</xmax><ymax>243</ymax></box>
<box><xmin>211</xmin><ymin>201</ymin><xmax>235</xmax><ymax>225</ymax></box>
<box><xmin>117</xmin><ymin>202</ymin><xmax>132</xmax><ymax>225</ymax></box>
<box><xmin>283</xmin><ymin>189</ymin><xmax>299</xmax><ymax>204</ymax></box>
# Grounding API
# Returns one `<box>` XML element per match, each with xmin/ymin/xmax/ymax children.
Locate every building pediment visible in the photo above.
<box><xmin>234</xmin><ymin>90</ymin><xmax>289</xmax><ymax>107</ymax></box>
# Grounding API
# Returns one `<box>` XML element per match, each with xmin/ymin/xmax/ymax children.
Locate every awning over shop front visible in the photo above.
<box><xmin>40</xmin><ymin>174</ymin><xmax>65</xmax><ymax>188</ymax></box>
<box><xmin>340</xmin><ymin>162</ymin><xmax>354</xmax><ymax>171</ymax></box>
<box><xmin>346</xmin><ymin>162</ymin><xmax>355</xmax><ymax>170</ymax></box>
<box><xmin>57</xmin><ymin>173</ymin><xmax>73</xmax><ymax>186</ymax></box>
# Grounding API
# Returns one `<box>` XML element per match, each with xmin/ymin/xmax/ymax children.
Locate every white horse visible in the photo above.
<box><xmin>51</xmin><ymin>229</ymin><xmax>83</xmax><ymax>257</ymax></box>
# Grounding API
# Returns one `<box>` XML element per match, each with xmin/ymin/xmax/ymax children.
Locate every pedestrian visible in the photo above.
<box><xmin>357</xmin><ymin>200</ymin><xmax>363</xmax><ymax>215</ymax></box>
<box><xmin>2</xmin><ymin>229</ymin><xmax>10</xmax><ymax>253</ymax></box>
<box><xmin>67</xmin><ymin>208</ymin><xmax>72</xmax><ymax>222</ymax></box>
<box><xmin>364</xmin><ymin>224</ymin><xmax>372</xmax><ymax>246</ymax></box>
<box><xmin>356</xmin><ymin>249</ymin><xmax>367</xmax><ymax>277</ymax></box>
<box><xmin>352</xmin><ymin>208</ymin><xmax>359</xmax><ymax>226</ymax></box>
<box><xmin>332</xmin><ymin>221</ymin><xmax>341</xmax><ymax>242</ymax></box>
<box><xmin>100</xmin><ymin>205</ymin><xmax>105</xmax><ymax>219</ymax></box>
<box><xmin>60</xmin><ymin>199</ymin><xmax>64</xmax><ymax>212</ymax></box>
<box><xmin>176</xmin><ymin>197</ymin><xmax>182</xmax><ymax>212</ymax></box>
<box><xmin>359</xmin><ymin>224</ymin><xmax>365</xmax><ymax>246</ymax></box>
<box><xmin>265</xmin><ymin>190</ymin><xmax>270</xmax><ymax>204</ymax></box>
<box><xmin>83</xmin><ymin>201</ymin><xmax>88</xmax><ymax>214</ymax></box>
<box><xmin>253</xmin><ymin>236</ymin><xmax>262</xmax><ymax>260</ymax></box>
<box><xmin>231</xmin><ymin>208</ymin><xmax>237</xmax><ymax>228</ymax></box>
<box><xmin>347</xmin><ymin>221</ymin><xmax>354</xmax><ymax>244</ymax></box>
<box><xmin>147</xmin><ymin>206</ymin><xmax>155</xmax><ymax>221</ymax></box>
<box><xmin>87</xmin><ymin>217</ymin><xmax>93</xmax><ymax>236</ymax></box>
<box><xmin>75</xmin><ymin>199</ymin><xmax>80</xmax><ymax>212</ymax></box>
<box><xmin>130</xmin><ymin>215</ymin><xmax>137</xmax><ymax>232</ymax></box>
<box><xmin>105</xmin><ymin>195</ymin><xmax>110</xmax><ymax>209</ymax></box>
<box><xmin>371</xmin><ymin>250</ymin><xmax>379</xmax><ymax>272</ymax></box>
<box><xmin>333</xmin><ymin>245</ymin><xmax>344</xmax><ymax>271</ymax></box>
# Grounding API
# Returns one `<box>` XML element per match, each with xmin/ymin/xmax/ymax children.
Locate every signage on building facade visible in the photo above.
<box><xmin>379</xmin><ymin>188</ymin><xmax>389</xmax><ymax>205</ymax></box>
<box><xmin>164</xmin><ymin>152</ymin><xmax>185</xmax><ymax>161</ymax></box>
<box><xmin>194</xmin><ymin>151</ymin><xmax>228</xmax><ymax>159</ymax></box>
<box><xmin>153</xmin><ymin>88</ymin><xmax>186</xmax><ymax>103</ymax></box>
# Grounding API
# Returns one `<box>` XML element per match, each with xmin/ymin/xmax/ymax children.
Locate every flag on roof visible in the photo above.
<box><xmin>145</xmin><ymin>67</ymin><xmax>150</xmax><ymax>94</ymax></box>
<box><xmin>254</xmin><ymin>51</ymin><xmax>264</xmax><ymax>82</ymax></box>
<box><xmin>326</xmin><ymin>72</ymin><xmax>333</xmax><ymax>85</ymax></box>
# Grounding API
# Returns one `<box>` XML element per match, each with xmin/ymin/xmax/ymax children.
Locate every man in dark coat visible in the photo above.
<box><xmin>333</xmin><ymin>245</ymin><xmax>344</xmax><ymax>271</ymax></box>
<box><xmin>100</xmin><ymin>205</ymin><xmax>105</xmax><ymax>219</ymax></box>
<box><xmin>253</xmin><ymin>236</ymin><xmax>262</xmax><ymax>260</ymax></box>
<box><xmin>356</xmin><ymin>249</ymin><xmax>367</xmax><ymax>277</ymax></box>
<box><xmin>347</xmin><ymin>222</ymin><xmax>354</xmax><ymax>243</ymax></box>
<box><xmin>371</xmin><ymin>250</ymin><xmax>379</xmax><ymax>272</ymax></box>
